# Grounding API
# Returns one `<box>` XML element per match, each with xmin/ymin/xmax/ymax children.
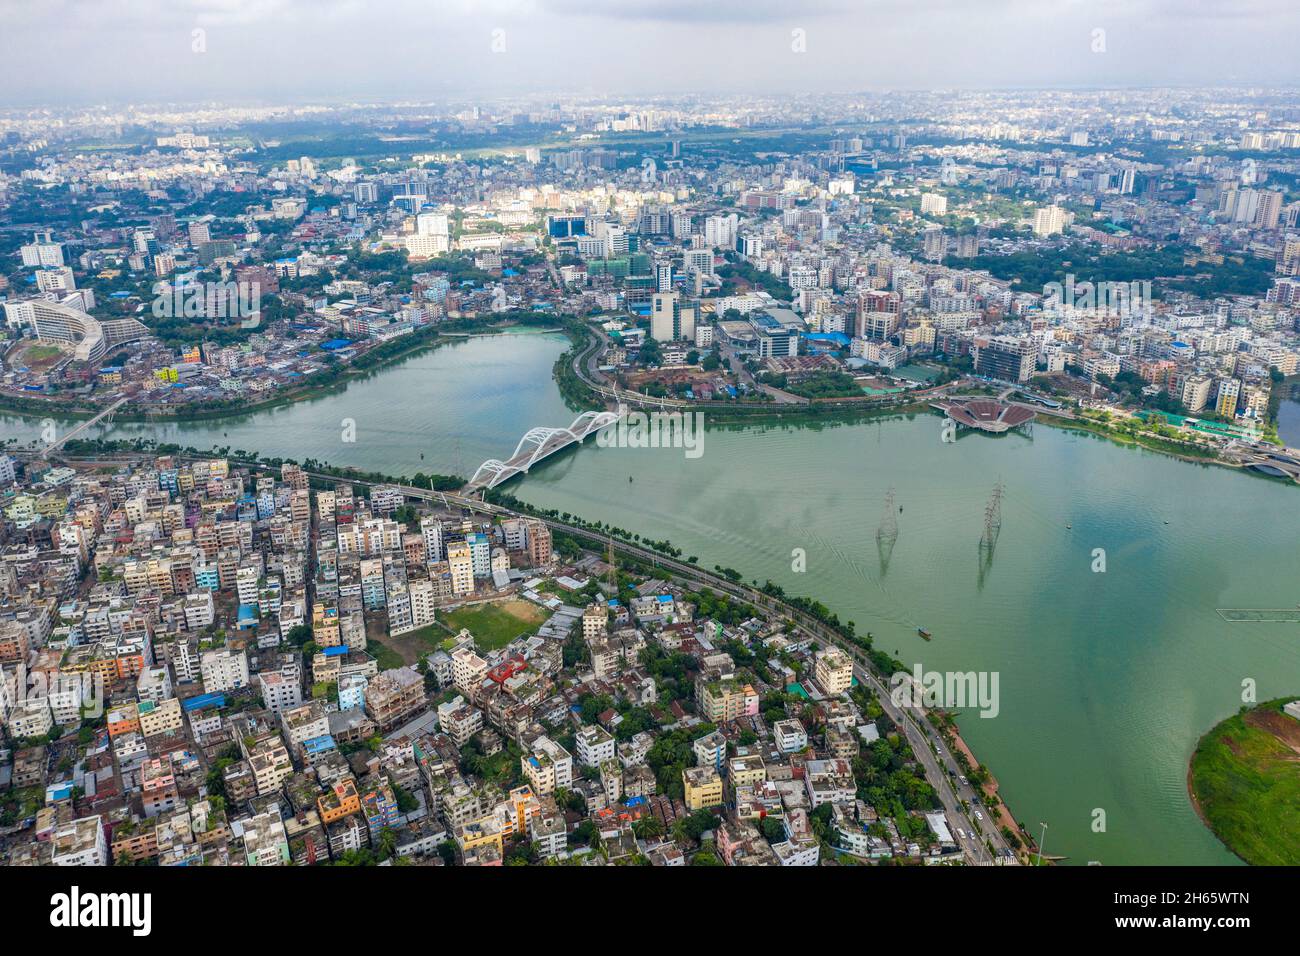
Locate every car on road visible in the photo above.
<box><xmin>974</xmin><ymin>811</ymin><xmax>984</xmax><ymax>821</ymax></box>
<box><xmin>959</xmin><ymin>775</ymin><xmax>968</xmax><ymax>785</ymax></box>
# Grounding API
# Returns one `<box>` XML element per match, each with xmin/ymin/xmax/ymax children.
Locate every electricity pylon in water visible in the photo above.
<box><xmin>876</xmin><ymin>486</ymin><xmax>898</xmax><ymax>574</ymax></box>
<box><xmin>979</xmin><ymin>481</ymin><xmax>1004</xmax><ymax>554</ymax></box>
<box><xmin>877</xmin><ymin>486</ymin><xmax>899</xmax><ymax>544</ymax></box>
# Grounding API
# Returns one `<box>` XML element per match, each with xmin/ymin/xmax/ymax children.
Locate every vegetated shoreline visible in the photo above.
<box><xmin>5</xmin><ymin>321</ymin><xmax>1294</xmax><ymax>491</ymax></box>
<box><xmin>701</xmin><ymin>398</ymin><xmax>1297</xmax><ymax>487</ymax></box>
<box><xmin>558</xmin><ymin>326</ymin><xmax>1292</xmax><ymax>482</ymax></box>
<box><xmin>1187</xmin><ymin>698</ymin><xmax>1300</xmax><ymax>866</ymax></box>
<box><xmin>0</xmin><ymin>330</ymin><xmax>447</xmax><ymax>424</ymax></box>
<box><xmin>0</xmin><ymin>321</ymin><xmax>565</xmax><ymax>426</ymax></box>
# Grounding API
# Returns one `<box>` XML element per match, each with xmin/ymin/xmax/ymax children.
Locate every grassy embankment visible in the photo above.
<box><xmin>1188</xmin><ymin>698</ymin><xmax>1300</xmax><ymax>866</ymax></box>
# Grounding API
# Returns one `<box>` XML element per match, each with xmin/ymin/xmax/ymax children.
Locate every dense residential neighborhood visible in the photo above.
<box><xmin>0</xmin><ymin>453</ymin><xmax>998</xmax><ymax>867</ymax></box>
<box><xmin>1</xmin><ymin>88</ymin><xmax>1299</xmax><ymax>465</ymax></box>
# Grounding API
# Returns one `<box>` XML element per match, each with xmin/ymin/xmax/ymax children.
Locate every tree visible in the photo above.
<box><xmin>632</xmin><ymin>817</ymin><xmax>664</xmax><ymax>840</ymax></box>
<box><xmin>760</xmin><ymin>817</ymin><xmax>786</xmax><ymax>842</ymax></box>
<box><xmin>377</xmin><ymin>827</ymin><xmax>398</xmax><ymax>860</ymax></box>
<box><xmin>392</xmin><ymin>783</ymin><xmax>419</xmax><ymax>813</ymax></box>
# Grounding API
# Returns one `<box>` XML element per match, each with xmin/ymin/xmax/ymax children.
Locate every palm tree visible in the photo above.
<box><xmin>633</xmin><ymin>817</ymin><xmax>664</xmax><ymax>840</ymax></box>
<box><xmin>378</xmin><ymin>827</ymin><xmax>398</xmax><ymax>860</ymax></box>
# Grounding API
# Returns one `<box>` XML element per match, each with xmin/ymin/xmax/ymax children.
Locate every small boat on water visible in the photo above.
<box><xmin>917</xmin><ymin>627</ymin><xmax>933</xmax><ymax>640</ymax></box>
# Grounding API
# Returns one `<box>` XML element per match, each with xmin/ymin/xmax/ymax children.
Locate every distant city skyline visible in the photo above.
<box><xmin>1</xmin><ymin>0</ymin><xmax>1299</xmax><ymax>106</ymax></box>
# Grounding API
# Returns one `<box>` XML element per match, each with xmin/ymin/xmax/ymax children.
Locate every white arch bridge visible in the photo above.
<box><xmin>466</xmin><ymin>409</ymin><xmax>620</xmax><ymax>491</ymax></box>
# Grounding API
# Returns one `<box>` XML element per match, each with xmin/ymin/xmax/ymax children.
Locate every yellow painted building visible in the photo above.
<box><xmin>683</xmin><ymin>767</ymin><xmax>723</xmax><ymax>811</ymax></box>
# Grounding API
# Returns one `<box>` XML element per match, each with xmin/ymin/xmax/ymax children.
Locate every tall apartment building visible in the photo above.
<box><xmin>1215</xmin><ymin>378</ymin><xmax>1242</xmax><ymax>417</ymax></box>
<box><xmin>574</xmin><ymin>725</ymin><xmax>616</xmax><ymax>768</ymax></box>
<box><xmin>1180</xmin><ymin>374</ymin><xmax>1213</xmax><ymax>413</ymax></box>
<box><xmin>813</xmin><ymin>647</ymin><xmax>854</xmax><ymax>696</ymax></box>
<box><xmin>445</xmin><ymin>541</ymin><xmax>475</xmax><ymax>596</ymax></box>
<box><xmin>200</xmin><ymin>648</ymin><xmax>249</xmax><ymax>693</ymax></box>
<box><xmin>258</xmin><ymin>671</ymin><xmax>303</xmax><ymax>714</ymax></box>
<box><xmin>242</xmin><ymin>810</ymin><xmax>290</xmax><ymax>866</ymax></box>
<box><xmin>973</xmin><ymin>336</ymin><xmax>1036</xmax><ymax>383</ymax></box>
<box><xmin>699</xmin><ymin>679</ymin><xmax>759</xmax><ymax>724</ymax></box>
<box><xmin>526</xmin><ymin>521</ymin><xmax>552</xmax><ymax>568</ymax></box>
<box><xmin>451</xmin><ymin>646</ymin><xmax>488</xmax><ymax>698</ymax></box>
<box><xmin>650</xmin><ymin>292</ymin><xmax>698</xmax><ymax>343</ymax></box>
<box><xmin>466</xmin><ymin>532</ymin><xmax>491</xmax><ymax>578</ymax></box>
<box><xmin>20</xmin><ymin>232</ymin><xmax>64</xmax><ymax>268</ymax></box>
<box><xmin>407</xmin><ymin>578</ymin><xmax>439</xmax><ymax>631</ymax></box>
<box><xmin>582</xmin><ymin>603</ymin><xmax>608</xmax><ymax>641</ymax></box>
<box><xmin>420</xmin><ymin>516</ymin><xmax>444</xmax><ymax>562</ymax></box>
<box><xmin>522</xmin><ymin>736</ymin><xmax>573</xmax><ymax>795</ymax></box>
<box><xmin>683</xmin><ymin>767</ymin><xmax>724</xmax><ymax>811</ymax></box>
<box><xmin>1033</xmin><ymin>204</ymin><xmax>1071</xmax><ymax>237</ymax></box>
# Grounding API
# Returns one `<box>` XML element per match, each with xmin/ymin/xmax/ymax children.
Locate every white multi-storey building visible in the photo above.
<box><xmin>200</xmin><ymin>648</ymin><xmax>249</xmax><ymax>693</ymax></box>
<box><xmin>575</xmin><ymin>725</ymin><xmax>616</xmax><ymax>768</ymax></box>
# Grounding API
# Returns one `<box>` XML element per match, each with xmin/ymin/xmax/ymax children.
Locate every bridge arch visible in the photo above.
<box><xmin>467</xmin><ymin>409</ymin><xmax>620</xmax><ymax>490</ymax></box>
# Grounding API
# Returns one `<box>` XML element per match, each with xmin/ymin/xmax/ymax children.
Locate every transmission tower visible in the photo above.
<box><xmin>607</xmin><ymin>535</ymin><xmax>617</xmax><ymax>595</ymax></box>
<box><xmin>979</xmin><ymin>481</ymin><xmax>1004</xmax><ymax>553</ymax></box>
<box><xmin>876</xmin><ymin>486</ymin><xmax>898</xmax><ymax>576</ymax></box>
<box><xmin>876</xmin><ymin>486</ymin><xmax>898</xmax><ymax>545</ymax></box>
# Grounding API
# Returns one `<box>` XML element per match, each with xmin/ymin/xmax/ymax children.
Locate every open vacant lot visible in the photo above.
<box><xmin>439</xmin><ymin>599</ymin><xmax>549</xmax><ymax>651</ymax></box>
<box><xmin>15</xmin><ymin>343</ymin><xmax>64</xmax><ymax>370</ymax></box>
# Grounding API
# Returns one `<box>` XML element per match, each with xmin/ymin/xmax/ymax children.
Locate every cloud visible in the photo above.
<box><xmin>537</xmin><ymin>0</ymin><xmax>850</xmax><ymax>23</ymax></box>
<box><xmin>0</xmin><ymin>0</ymin><xmax>1296</xmax><ymax>103</ymax></box>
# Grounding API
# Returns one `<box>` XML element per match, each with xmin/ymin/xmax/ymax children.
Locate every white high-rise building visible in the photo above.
<box><xmin>200</xmin><ymin>648</ymin><xmax>250</xmax><ymax>693</ymax></box>
<box><xmin>651</xmin><ymin>292</ymin><xmax>697</xmax><ymax>343</ymax></box>
<box><xmin>703</xmin><ymin>214</ymin><xmax>738</xmax><ymax>250</ymax></box>
<box><xmin>416</xmin><ymin>210</ymin><xmax>450</xmax><ymax>236</ymax></box>
<box><xmin>420</xmin><ymin>516</ymin><xmax>444</xmax><ymax>563</ymax></box>
<box><xmin>20</xmin><ymin>232</ymin><xmax>64</xmax><ymax>268</ymax></box>
<box><xmin>1033</xmin><ymin>205</ymin><xmax>1071</xmax><ymax>237</ymax></box>
<box><xmin>920</xmin><ymin>193</ymin><xmax>948</xmax><ymax>215</ymax></box>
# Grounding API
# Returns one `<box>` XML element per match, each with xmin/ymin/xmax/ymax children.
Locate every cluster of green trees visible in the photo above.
<box><xmin>1093</xmin><ymin>369</ymin><xmax>1191</xmax><ymax>416</ymax></box>
<box><xmin>956</xmin><ymin>243</ymin><xmax>1274</xmax><ymax>299</ymax></box>
<box><xmin>638</xmin><ymin>644</ymin><xmax>700</xmax><ymax>708</ymax></box>
<box><xmin>646</xmin><ymin>724</ymin><xmax>720</xmax><ymax>802</ymax></box>
<box><xmin>759</xmin><ymin>369</ymin><xmax>862</xmax><ymax>399</ymax></box>
<box><xmin>459</xmin><ymin>737</ymin><xmax>525</xmax><ymax>792</ymax></box>
<box><xmin>716</xmin><ymin>255</ymin><xmax>793</xmax><ymax>302</ymax></box>
<box><xmin>484</xmin><ymin>494</ymin><xmax>690</xmax><ymax>562</ymax></box>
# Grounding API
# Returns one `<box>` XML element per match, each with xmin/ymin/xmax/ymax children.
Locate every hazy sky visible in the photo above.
<box><xmin>1</xmin><ymin>0</ymin><xmax>1298</xmax><ymax>106</ymax></box>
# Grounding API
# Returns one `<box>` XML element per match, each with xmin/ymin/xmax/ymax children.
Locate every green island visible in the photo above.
<box><xmin>1188</xmin><ymin>698</ymin><xmax>1300</xmax><ymax>865</ymax></box>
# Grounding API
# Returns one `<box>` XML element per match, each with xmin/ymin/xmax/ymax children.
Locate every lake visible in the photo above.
<box><xmin>7</xmin><ymin>329</ymin><xmax>1298</xmax><ymax>865</ymax></box>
